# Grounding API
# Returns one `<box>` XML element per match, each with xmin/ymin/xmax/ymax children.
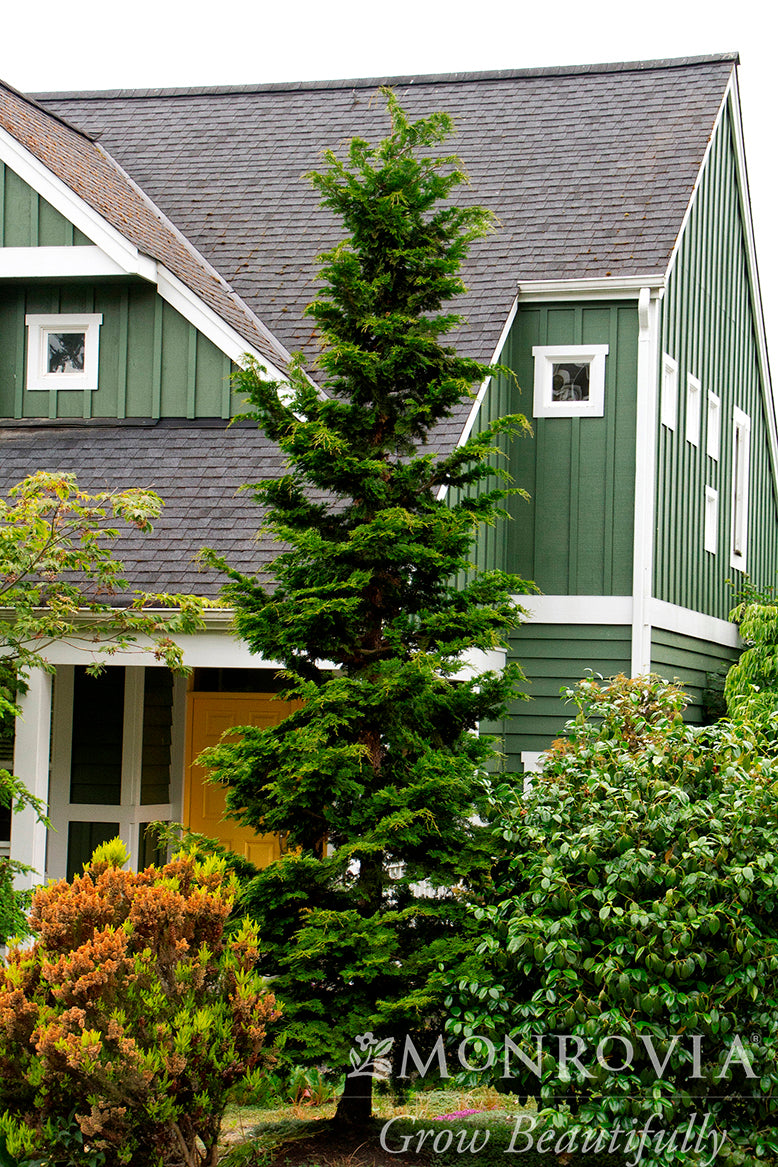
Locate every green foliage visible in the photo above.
<box><xmin>0</xmin><ymin>768</ymin><xmax>49</xmax><ymax>945</ymax></box>
<box><xmin>200</xmin><ymin>93</ymin><xmax>532</xmax><ymax>1116</ymax></box>
<box><xmin>726</xmin><ymin>596</ymin><xmax>778</xmax><ymax>720</ymax></box>
<box><xmin>0</xmin><ymin>470</ymin><xmax>215</xmax><ymax>945</ymax></box>
<box><xmin>0</xmin><ymin>843</ymin><xmax>279</xmax><ymax>1167</ymax></box>
<box><xmin>0</xmin><ymin>471</ymin><xmax>213</xmax><ymax>699</ymax></box>
<box><xmin>450</xmin><ymin>675</ymin><xmax>778</xmax><ymax>1166</ymax></box>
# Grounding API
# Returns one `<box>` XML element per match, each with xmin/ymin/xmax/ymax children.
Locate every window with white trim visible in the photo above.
<box><xmin>704</xmin><ymin>486</ymin><xmax>718</xmax><ymax>554</ymax></box>
<box><xmin>730</xmin><ymin>407</ymin><xmax>751</xmax><ymax>571</ymax></box>
<box><xmin>661</xmin><ymin>354</ymin><xmax>678</xmax><ymax>430</ymax></box>
<box><xmin>707</xmin><ymin>391</ymin><xmax>721</xmax><ymax>460</ymax></box>
<box><xmin>532</xmin><ymin>345</ymin><xmax>608</xmax><ymax>418</ymax></box>
<box><xmin>686</xmin><ymin>373</ymin><xmax>701</xmax><ymax>446</ymax></box>
<box><xmin>25</xmin><ymin>313</ymin><xmax>103</xmax><ymax>393</ymax></box>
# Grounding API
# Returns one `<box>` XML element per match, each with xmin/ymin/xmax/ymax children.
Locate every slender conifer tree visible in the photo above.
<box><xmin>203</xmin><ymin>93</ymin><xmax>533</xmax><ymax>1124</ymax></box>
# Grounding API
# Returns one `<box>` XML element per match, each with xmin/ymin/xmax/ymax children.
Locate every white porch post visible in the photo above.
<box><xmin>10</xmin><ymin>668</ymin><xmax>52</xmax><ymax>890</ymax></box>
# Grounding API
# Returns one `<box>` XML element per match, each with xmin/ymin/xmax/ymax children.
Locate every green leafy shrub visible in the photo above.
<box><xmin>0</xmin><ymin>839</ymin><xmax>279</xmax><ymax>1167</ymax></box>
<box><xmin>726</xmin><ymin>598</ymin><xmax>778</xmax><ymax>720</ymax></box>
<box><xmin>0</xmin><ymin>768</ymin><xmax>49</xmax><ymax>947</ymax></box>
<box><xmin>450</xmin><ymin>676</ymin><xmax>778</xmax><ymax>1166</ymax></box>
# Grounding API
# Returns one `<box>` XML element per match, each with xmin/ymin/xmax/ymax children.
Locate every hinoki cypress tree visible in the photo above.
<box><xmin>203</xmin><ymin>94</ymin><xmax>532</xmax><ymax>1124</ymax></box>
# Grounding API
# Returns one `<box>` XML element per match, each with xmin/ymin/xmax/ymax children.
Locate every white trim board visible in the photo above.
<box><xmin>32</xmin><ymin>632</ymin><xmax>280</xmax><ymax>670</ymax></box>
<box><xmin>0</xmin><ymin>245</ymin><xmax>126</xmax><ymax>278</ymax></box>
<box><xmin>517</xmin><ymin>275</ymin><xmax>665</xmax><ymax>302</ymax></box>
<box><xmin>648</xmin><ymin>599</ymin><xmax>741</xmax><ymax>650</ymax></box>
<box><xmin>154</xmin><ymin>265</ymin><xmax>277</xmax><ymax>370</ymax></box>
<box><xmin>726</xmin><ymin>75</ymin><xmax>778</xmax><ymax>502</ymax></box>
<box><xmin>442</xmin><ymin>295</ymin><xmax>519</xmax><ymax>495</ymax></box>
<box><xmin>517</xmin><ymin>595</ymin><xmax>633</xmax><ymax>625</ymax></box>
<box><xmin>664</xmin><ymin>81</ymin><xmax>731</xmax><ymax>288</ymax></box>
<box><xmin>33</xmin><ymin>630</ymin><xmax>506</xmax><ymax>678</ymax></box>
<box><xmin>631</xmin><ymin>287</ymin><xmax>661</xmax><ymax>675</ymax></box>
<box><xmin>0</xmin><ymin>127</ymin><xmax>287</xmax><ymax>382</ymax></box>
<box><xmin>516</xmin><ymin>594</ymin><xmax>740</xmax><ymax>651</ymax></box>
<box><xmin>10</xmin><ymin>669</ymin><xmax>51</xmax><ymax>890</ymax></box>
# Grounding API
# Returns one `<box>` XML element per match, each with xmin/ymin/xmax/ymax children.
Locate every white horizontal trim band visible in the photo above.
<box><xmin>518</xmin><ymin>276</ymin><xmax>665</xmax><ymax>302</ymax></box>
<box><xmin>648</xmin><ymin>598</ymin><xmax>741</xmax><ymax>649</ymax></box>
<box><xmin>34</xmin><ymin>632</ymin><xmax>282</xmax><ymax>669</ymax></box>
<box><xmin>34</xmin><ymin>634</ymin><xmax>508</xmax><ymax>676</ymax></box>
<box><xmin>516</xmin><ymin>594</ymin><xmax>741</xmax><ymax>649</ymax></box>
<box><xmin>519</xmin><ymin>595</ymin><xmax>634</xmax><ymax>624</ymax></box>
<box><xmin>0</xmin><ymin>245</ymin><xmax>126</xmax><ymax>278</ymax></box>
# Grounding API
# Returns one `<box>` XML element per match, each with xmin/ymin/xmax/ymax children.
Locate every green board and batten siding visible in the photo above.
<box><xmin>0</xmin><ymin>164</ymin><xmax>237</xmax><ymax>419</ymax></box>
<box><xmin>500</xmin><ymin>303</ymin><xmax>638</xmax><ymax>594</ymax></box>
<box><xmin>0</xmin><ymin>161</ymin><xmax>93</xmax><ymax>247</ymax></box>
<box><xmin>469</xmin><ymin>301</ymin><xmax>639</xmax><ymax>770</ymax></box>
<box><xmin>0</xmin><ymin>283</ymin><xmax>236</xmax><ymax>420</ymax></box>
<box><xmin>655</xmin><ymin>101</ymin><xmax>778</xmax><ymax>618</ymax></box>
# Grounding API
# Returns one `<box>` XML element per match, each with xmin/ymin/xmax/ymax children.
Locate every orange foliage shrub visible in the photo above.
<box><xmin>0</xmin><ymin>839</ymin><xmax>279</xmax><ymax>1167</ymax></box>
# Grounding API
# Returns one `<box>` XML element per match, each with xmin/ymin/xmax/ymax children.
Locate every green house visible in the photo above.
<box><xmin>1</xmin><ymin>53</ymin><xmax>775</xmax><ymax>881</ymax></box>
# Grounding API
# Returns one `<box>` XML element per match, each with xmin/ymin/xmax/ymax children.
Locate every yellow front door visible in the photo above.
<box><xmin>184</xmin><ymin>692</ymin><xmax>291</xmax><ymax>868</ymax></box>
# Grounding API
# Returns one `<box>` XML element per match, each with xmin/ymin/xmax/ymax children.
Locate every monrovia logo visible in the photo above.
<box><xmin>349</xmin><ymin>1032</ymin><xmax>395</xmax><ymax>1078</ymax></box>
<box><xmin>348</xmin><ymin>1031</ymin><xmax>758</xmax><ymax>1082</ymax></box>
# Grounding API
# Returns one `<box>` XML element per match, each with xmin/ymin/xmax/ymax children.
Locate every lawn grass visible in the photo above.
<box><xmin>218</xmin><ymin>1087</ymin><xmax>634</xmax><ymax>1167</ymax></box>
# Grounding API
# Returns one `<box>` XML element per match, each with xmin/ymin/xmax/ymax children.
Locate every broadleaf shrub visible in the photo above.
<box><xmin>449</xmin><ymin>676</ymin><xmax>778</xmax><ymax>1166</ymax></box>
<box><xmin>0</xmin><ymin>840</ymin><xmax>279</xmax><ymax>1167</ymax></box>
<box><xmin>726</xmin><ymin>598</ymin><xmax>778</xmax><ymax>721</ymax></box>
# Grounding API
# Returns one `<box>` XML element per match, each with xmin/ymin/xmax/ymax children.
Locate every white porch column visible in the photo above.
<box><xmin>10</xmin><ymin>668</ymin><xmax>53</xmax><ymax>890</ymax></box>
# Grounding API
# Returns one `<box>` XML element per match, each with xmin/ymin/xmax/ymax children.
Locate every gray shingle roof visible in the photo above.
<box><xmin>37</xmin><ymin>55</ymin><xmax>736</xmax><ymax>368</ymax></box>
<box><xmin>0</xmin><ymin>57</ymin><xmax>737</xmax><ymax>596</ymax></box>
<box><xmin>0</xmin><ymin>421</ymin><xmax>297</xmax><ymax>598</ymax></box>
<box><xmin>0</xmin><ymin>81</ymin><xmax>292</xmax><ymax>374</ymax></box>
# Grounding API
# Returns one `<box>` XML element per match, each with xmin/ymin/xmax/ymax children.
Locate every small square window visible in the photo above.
<box><xmin>25</xmin><ymin>313</ymin><xmax>102</xmax><ymax>392</ymax></box>
<box><xmin>532</xmin><ymin>345</ymin><xmax>608</xmax><ymax>418</ymax></box>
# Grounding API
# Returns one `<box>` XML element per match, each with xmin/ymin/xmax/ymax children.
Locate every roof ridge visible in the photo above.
<box><xmin>32</xmin><ymin>52</ymin><xmax>739</xmax><ymax>101</ymax></box>
<box><xmin>0</xmin><ymin>76</ymin><xmax>97</xmax><ymax>140</ymax></box>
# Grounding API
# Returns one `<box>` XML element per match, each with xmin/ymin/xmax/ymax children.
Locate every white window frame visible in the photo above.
<box><xmin>25</xmin><ymin>313</ymin><xmax>103</xmax><ymax>392</ymax></box>
<box><xmin>704</xmin><ymin>486</ymin><xmax>718</xmax><ymax>555</ymax></box>
<box><xmin>47</xmin><ymin>666</ymin><xmax>174</xmax><ymax>880</ymax></box>
<box><xmin>707</xmin><ymin>390</ymin><xmax>721</xmax><ymax>461</ymax></box>
<box><xmin>661</xmin><ymin>354</ymin><xmax>678</xmax><ymax>430</ymax></box>
<box><xmin>532</xmin><ymin>344</ymin><xmax>608</xmax><ymax>418</ymax></box>
<box><xmin>730</xmin><ymin>407</ymin><xmax>751</xmax><ymax>572</ymax></box>
<box><xmin>686</xmin><ymin>373</ymin><xmax>701</xmax><ymax>447</ymax></box>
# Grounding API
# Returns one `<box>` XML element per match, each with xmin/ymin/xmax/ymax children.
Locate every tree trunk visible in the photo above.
<box><xmin>334</xmin><ymin>1065</ymin><xmax>374</xmax><ymax>1126</ymax></box>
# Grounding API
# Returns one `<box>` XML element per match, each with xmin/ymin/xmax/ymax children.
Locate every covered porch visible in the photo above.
<box><xmin>10</xmin><ymin>618</ymin><xmax>289</xmax><ymax>886</ymax></box>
